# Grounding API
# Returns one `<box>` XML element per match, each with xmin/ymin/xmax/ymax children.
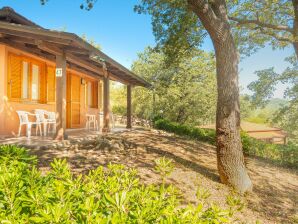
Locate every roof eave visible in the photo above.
<box><xmin>0</xmin><ymin>20</ymin><xmax>151</xmax><ymax>88</ymax></box>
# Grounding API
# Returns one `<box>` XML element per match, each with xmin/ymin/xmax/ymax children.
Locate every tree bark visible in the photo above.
<box><xmin>187</xmin><ymin>0</ymin><xmax>252</xmax><ymax>193</ymax></box>
<box><xmin>292</xmin><ymin>0</ymin><xmax>298</xmax><ymax>59</ymax></box>
<box><xmin>294</xmin><ymin>42</ymin><xmax>298</xmax><ymax>59</ymax></box>
<box><xmin>213</xmin><ymin>34</ymin><xmax>252</xmax><ymax>193</ymax></box>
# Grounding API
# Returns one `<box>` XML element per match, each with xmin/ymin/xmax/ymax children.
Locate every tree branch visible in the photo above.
<box><xmin>261</xmin><ymin>29</ymin><xmax>293</xmax><ymax>43</ymax></box>
<box><xmin>187</xmin><ymin>0</ymin><xmax>228</xmax><ymax>40</ymax></box>
<box><xmin>229</xmin><ymin>16</ymin><xmax>293</xmax><ymax>33</ymax></box>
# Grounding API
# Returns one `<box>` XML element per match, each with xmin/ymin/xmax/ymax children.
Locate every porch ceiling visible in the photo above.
<box><xmin>0</xmin><ymin>21</ymin><xmax>150</xmax><ymax>87</ymax></box>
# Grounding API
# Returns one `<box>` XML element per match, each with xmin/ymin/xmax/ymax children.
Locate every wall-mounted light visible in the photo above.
<box><xmin>81</xmin><ymin>78</ymin><xmax>86</xmax><ymax>85</ymax></box>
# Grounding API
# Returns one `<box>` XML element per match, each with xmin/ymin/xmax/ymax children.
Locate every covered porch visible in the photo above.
<box><xmin>0</xmin><ymin>7</ymin><xmax>150</xmax><ymax>138</ymax></box>
<box><xmin>0</xmin><ymin>125</ymin><xmax>130</xmax><ymax>149</ymax></box>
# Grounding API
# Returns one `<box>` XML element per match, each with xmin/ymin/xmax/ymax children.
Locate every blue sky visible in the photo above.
<box><xmin>0</xmin><ymin>0</ymin><xmax>294</xmax><ymax>98</ymax></box>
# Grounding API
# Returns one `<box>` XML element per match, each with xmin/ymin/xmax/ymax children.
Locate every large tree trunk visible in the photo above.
<box><xmin>187</xmin><ymin>0</ymin><xmax>253</xmax><ymax>193</ymax></box>
<box><xmin>294</xmin><ymin>42</ymin><xmax>298</xmax><ymax>59</ymax></box>
<box><xmin>293</xmin><ymin>0</ymin><xmax>298</xmax><ymax>59</ymax></box>
<box><xmin>213</xmin><ymin>33</ymin><xmax>252</xmax><ymax>193</ymax></box>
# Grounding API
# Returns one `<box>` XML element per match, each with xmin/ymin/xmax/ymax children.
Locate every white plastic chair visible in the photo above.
<box><xmin>44</xmin><ymin>111</ymin><xmax>57</xmax><ymax>134</ymax></box>
<box><xmin>35</xmin><ymin>109</ymin><xmax>57</xmax><ymax>136</ymax></box>
<box><xmin>86</xmin><ymin>114</ymin><xmax>98</xmax><ymax>131</ymax></box>
<box><xmin>16</xmin><ymin>111</ymin><xmax>42</xmax><ymax>138</ymax></box>
<box><xmin>34</xmin><ymin>109</ymin><xmax>47</xmax><ymax>136</ymax></box>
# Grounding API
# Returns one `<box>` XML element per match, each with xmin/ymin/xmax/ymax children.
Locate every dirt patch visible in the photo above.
<box><xmin>28</xmin><ymin>129</ymin><xmax>298</xmax><ymax>224</ymax></box>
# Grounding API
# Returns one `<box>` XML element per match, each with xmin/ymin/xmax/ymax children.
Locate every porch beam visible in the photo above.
<box><xmin>68</xmin><ymin>54</ymin><xmax>103</xmax><ymax>75</ymax></box>
<box><xmin>68</xmin><ymin>63</ymin><xmax>102</xmax><ymax>80</ymax></box>
<box><xmin>1</xmin><ymin>36</ymin><xmax>138</xmax><ymax>87</ymax></box>
<box><xmin>102</xmin><ymin>64</ymin><xmax>110</xmax><ymax>132</ymax></box>
<box><xmin>89</xmin><ymin>56</ymin><xmax>132</xmax><ymax>85</ymax></box>
<box><xmin>63</xmin><ymin>45</ymin><xmax>91</xmax><ymax>55</ymax></box>
<box><xmin>126</xmin><ymin>85</ymin><xmax>132</xmax><ymax>129</ymax></box>
<box><xmin>36</xmin><ymin>41</ymin><xmax>63</xmax><ymax>56</ymax></box>
<box><xmin>55</xmin><ymin>52</ymin><xmax>67</xmax><ymax>140</ymax></box>
<box><xmin>0</xmin><ymin>38</ymin><xmax>56</xmax><ymax>61</ymax></box>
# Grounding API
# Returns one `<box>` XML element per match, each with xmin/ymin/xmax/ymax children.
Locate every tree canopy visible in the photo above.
<box><xmin>228</xmin><ymin>0</ymin><xmax>297</xmax><ymax>57</ymax></box>
<box><xmin>110</xmin><ymin>48</ymin><xmax>217</xmax><ymax>125</ymax></box>
<box><xmin>131</xmin><ymin>47</ymin><xmax>217</xmax><ymax>125</ymax></box>
<box><xmin>248</xmin><ymin>56</ymin><xmax>298</xmax><ymax>143</ymax></box>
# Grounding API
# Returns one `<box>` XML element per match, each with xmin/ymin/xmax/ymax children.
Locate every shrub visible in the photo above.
<box><xmin>154</xmin><ymin>119</ymin><xmax>298</xmax><ymax>169</ymax></box>
<box><xmin>0</xmin><ymin>145</ymin><xmax>233</xmax><ymax>223</ymax></box>
<box><xmin>112</xmin><ymin>105</ymin><xmax>127</xmax><ymax>116</ymax></box>
<box><xmin>154</xmin><ymin>119</ymin><xmax>216</xmax><ymax>144</ymax></box>
<box><xmin>154</xmin><ymin>157</ymin><xmax>174</xmax><ymax>184</ymax></box>
<box><xmin>241</xmin><ymin>132</ymin><xmax>298</xmax><ymax>168</ymax></box>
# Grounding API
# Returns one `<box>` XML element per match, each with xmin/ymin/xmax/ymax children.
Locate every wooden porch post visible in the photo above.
<box><xmin>102</xmin><ymin>64</ymin><xmax>110</xmax><ymax>132</ymax></box>
<box><xmin>126</xmin><ymin>84</ymin><xmax>132</xmax><ymax>129</ymax></box>
<box><xmin>55</xmin><ymin>52</ymin><xmax>67</xmax><ymax>140</ymax></box>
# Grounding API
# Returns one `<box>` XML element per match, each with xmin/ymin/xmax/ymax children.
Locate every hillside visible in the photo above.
<box><xmin>28</xmin><ymin>129</ymin><xmax>298</xmax><ymax>224</ymax></box>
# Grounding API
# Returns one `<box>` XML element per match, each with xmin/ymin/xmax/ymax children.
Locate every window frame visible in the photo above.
<box><xmin>21</xmin><ymin>61</ymin><xmax>30</xmax><ymax>100</ymax></box>
<box><xmin>86</xmin><ymin>79</ymin><xmax>98</xmax><ymax>109</ymax></box>
<box><xmin>7</xmin><ymin>52</ymin><xmax>45</xmax><ymax>104</ymax></box>
<box><xmin>31</xmin><ymin>63</ymin><xmax>41</xmax><ymax>101</ymax></box>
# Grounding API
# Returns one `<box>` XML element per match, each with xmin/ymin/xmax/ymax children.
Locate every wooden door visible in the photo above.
<box><xmin>66</xmin><ymin>73</ymin><xmax>81</xmax><ymax>128</ymax></box>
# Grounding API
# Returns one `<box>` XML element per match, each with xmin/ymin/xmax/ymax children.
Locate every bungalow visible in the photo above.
<box><xmin>0</xmin><ymin>7</ymin><xmax>150</xmax><ymax>137</ymax></box>
<box><xmin>201</xmin><ymin>121</ymin><xmax>288</xmax><ymax>145</ymax></box>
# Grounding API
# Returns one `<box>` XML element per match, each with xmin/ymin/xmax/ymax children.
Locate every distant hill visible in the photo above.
<box><xmin>245</xmin><ymin>98</ymin><xmax>288</xmax><ymax>124</ymax></box>
<box><xmin>265</xmin><ymin>98</ymin><xmax>288</xmax><ymax>111</ymax></box>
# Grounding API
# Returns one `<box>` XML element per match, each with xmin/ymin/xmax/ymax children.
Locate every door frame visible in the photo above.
<box><xmin>66</xmin><ymin>72</ymin><xmax>81</xmax><ymax>128</ymax></box>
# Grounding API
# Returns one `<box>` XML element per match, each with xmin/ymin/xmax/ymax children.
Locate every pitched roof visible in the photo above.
<box><xmin>0</xmin><ymin>7</ymin><xmax>150</xmax><ymax>87</ymax></box>
<box><xmin>200</xmin><ymin>121</ymin><xmax>287</xmax><ymax>140</ymax></box>
<box><xmin>240</xmin><ymin>121</ymin><xmax>281</xmax><ymax>133</ymax></box>
<box><xmin>0</xmin><ymin>7</ymin><xmax>42</xmax><ymax>28</ymax></box>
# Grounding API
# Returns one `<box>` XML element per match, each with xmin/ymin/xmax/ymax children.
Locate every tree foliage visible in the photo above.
<box><xmin>134</xmin><ymin>1</ymin><xmax>206</xmax><ymax>63</ymax></box>
<box><xmin>248</xmin><ymin>56</ymin><xmax>298</xmax><ymax>143</ymax></box>
<box><xmin>130</xmin><ymin>47</ymin><xmax>217</xmax><ymax>125</ymax></box>
<box><xmin>228</xmin><ymin>0</ymin><xmax>297</xmax><ymax>57</ymax></box>
<box><xmin>110</xmin><ymin>48</ymin><xmax>217</xmax><ymax>125</ymax></box>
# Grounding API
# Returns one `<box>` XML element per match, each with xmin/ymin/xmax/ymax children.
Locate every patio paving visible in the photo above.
<box><xmin>0</xmin><ymin>125</ymin><xmax>129</xmax><ymax>149</ymax></box>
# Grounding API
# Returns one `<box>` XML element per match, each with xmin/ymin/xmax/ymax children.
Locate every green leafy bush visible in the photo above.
<box><xmin>154</xmin><ymin>119</ymin><xmax>298</xmax><ymax>169</ymax></box>
<box><xmin>241</xmin><ymin>132</ymin><xmax>298</xmax><ymax>168</ymax></box>
<box><xmin>112</xmin><ymin>105</ymin><xmax>127</xmax><ymax>116</ymax></box>
<box><xmin>154</xmin><ymin>157</ymin><xmax>174</xmax><ymax>184</ymax></box>
<box><xmin>154</xmin><ymin>119</ymin><xmax>216</xmax><ymax>144</ymax></box>
<box><xmin>0</xmin><ymin>145</ymin><xmax>233</xmax><ymax>223</ymax></box>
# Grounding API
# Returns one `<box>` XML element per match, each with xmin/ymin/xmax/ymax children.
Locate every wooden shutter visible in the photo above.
<box><xmin>92</xmin><ymin>81</ymin><xmax>98</xmax><ymax>108</ymax></box>
<box><xmin>98</xmin><ymin>82</ymin><xmax>102</xmax><ymax>110</ymax></box>
<box><xmin>47</xmin><ymin>66</ymin><xmax>56</xmax><ymax>103</ymax></box>
<box><xmin>71</xmin><ymin>74</ymin><xmax>81</xmax><ymax>127</ymax></box>
<box><xmin>8</xmin><ymin>54</ymin><xmax>22</xmax><ymax>99</ymax></box>
<box><xmin>39</xmin><ymin>63</ymin><xmax>47</xmax><ymax>103</ymax></box>
<box><xmin>66</xmin><ymin>73</ymin><xmax>72</xmax><ymax>128</ymax></box>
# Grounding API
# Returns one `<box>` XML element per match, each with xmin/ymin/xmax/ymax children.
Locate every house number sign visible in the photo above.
<box><xmin>55</xmin><ymin>68</ymin><xmax>63</xmax><ymax>77</ymax></box>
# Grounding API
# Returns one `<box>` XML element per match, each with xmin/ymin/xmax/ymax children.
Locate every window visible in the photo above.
<box><xmin>8</xmin><ymin>53</ymin><xmax>46</xmax><ymax>103</ymax></box>
<box><xmin>47</xmin><ymin>66</ymin><xmax>56</xmax><ymax>103</ymax></box>
<box><xmin>31</xmin><ymin>64</ymin><xmax>40</xmax><ymax>100</ymax></box>
<box><xmin>87</xmin><ymin>82</ymin><xmax>93</xmax><ymax>107</ymax></box>
<box><xmin>22</xmin><ymin>61</ymin><xmax>29</xmax><ymax>99</ymax></box>
<box><xmin>86</xmin><ymin>81</ymin><xmax>98</xmax><ymax>108</ymax></box>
